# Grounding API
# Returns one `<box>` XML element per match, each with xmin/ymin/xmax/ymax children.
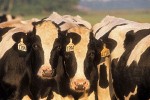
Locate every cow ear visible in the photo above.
<box><xmin>12</xmin><ymin>32</ymin><xmax>27</xmax><ymax>43</ymax></box>
<box><xmin>67</xmin><ymin>32</ymin><xmax>81</xmax><ymax>45</ymax></box>
<box><xmin>12</xmin><ymin>32</ymin><xmax>28</xmax><ymax>52</ymax></box>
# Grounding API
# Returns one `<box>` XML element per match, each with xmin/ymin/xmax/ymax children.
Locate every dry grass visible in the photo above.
<box><xmin>23</xmin><ymin>10</ymin><xmax>150</xmax><ymax>25</ymax></box>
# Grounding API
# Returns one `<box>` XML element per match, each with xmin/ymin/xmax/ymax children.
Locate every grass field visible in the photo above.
<box><xmin>24</xmin><ymin>10</ymin><xmax>150</xmax><ymax>25</ymax></box>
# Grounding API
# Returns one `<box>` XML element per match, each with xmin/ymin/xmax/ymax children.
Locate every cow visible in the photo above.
<box><xmin>54</xmin><ymin>24</ymin><xmax>101</xmax><ymax>100</ymax></box>
<box><xmin>33</xmin><ymin>12</ymin><xmax>103</xmax><ymax>100</ymax></box>
<box><xmin>0</xmin><ymin>18</ymin><xmax>39</xmax><ymax>43</ymax></box>
<box><xmin>0</xmin><ymin>19</ymin><xmax>47</xmax><ymax>99</ymax></box>
<box><xmin>93</xmin><ymin>15</ymin><xmax>150</xmax><ymax>100</ymax></box>
<box><xmin>0</xmin><ymin>12</ymin><xmax>99</xmax><ymax>100</ymax></box>
<box><xmin>58</xmin><ymin>26</ymin><xmax>102</xmax><ymax>100</ymax></box>
<box><xmin>22</xmin><ymin>12</ymin><xmax>86</xmax><ymax>100</ymax></box>
<box><xmin>0</xmin><ymin>14</ymin><xmax>21</xmax><ymax>23</ymax></box>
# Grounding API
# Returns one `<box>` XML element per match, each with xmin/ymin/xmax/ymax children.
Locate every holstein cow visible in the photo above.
<box><xmin>28</xmin><ymin>19</ymin><xmax>63</xmax><ymax>100</ymax></box>
<box><xmin>0</xmin><ymin>19</ymin><xmax>46</xmax><ymax>99</ymax></box>
<box><xmin>35</xmin><ymin>12</ymin><xmax>102</xmax><ymax>100</ymax></box>
<box><xmin>92</xmin><ymin>15</ymin><xmax>132</xmax><ymax>100</ymax></box>
<box><xmin>93</xmin><ymin>15</ymin><xmax>150</xmax><ymax>100</ymax></box>
<box><xmin>25</xmin><ymin>12</ymin><xmax>86</xmax><ymax>100</ymax></box>
<box><xmin>0</xmin><ymin>14</ymin><xmax>69</xmax><ymax>99</ymax></box>
<box><xmin>0</xmin><ymin>14</ymin><xmax>22</xmax><ymax>23</ymax></box>
<box><xmin>49</xmin><ymin>26</ymin><xmax>102</xmax><ymax>100</ymax></box>
<box><xmin>0</xmin><ymin>18</ymin><xmax>38</xmax><ymax>42</ymax></box>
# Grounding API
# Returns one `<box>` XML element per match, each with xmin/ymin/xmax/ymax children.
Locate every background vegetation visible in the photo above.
<box><xmin>0</xmin><ymin>0</ymin><xmax>150</xmax><ymax>25</ymax></box>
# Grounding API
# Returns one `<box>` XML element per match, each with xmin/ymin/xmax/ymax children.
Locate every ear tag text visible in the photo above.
<box><xmin>101</xmin><ymin>43</ymin><xmax>110</xmax><ymax>57</ymax></box>
<box><xmin>66</xmin><ymin>38</ymin><xmax>74</xmax><ymax>52</ymax></box>
<box><xmin>18</xmin><ymin>38</ymin><xmax>27</xmax><ymax>52</ymax></box>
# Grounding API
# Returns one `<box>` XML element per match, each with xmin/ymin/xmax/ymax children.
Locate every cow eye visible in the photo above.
<box><xmin>56</xmin><ymin>46</ymin><xmax>61</xmax><ymax>50</ymax></box>
<box><xmin>32</xmin><ymin>44</ymin><xmax>38</xmax><ymax>49</ymax></box>
<box><xmin>89</xmin><ymin>52</ymin><xmax>95</xmax><ymax>59</ymax></box>
<box><xmin>65</xmin><ymin>53</ymin><xmax>70</xmax><ymax>59</ymax></box>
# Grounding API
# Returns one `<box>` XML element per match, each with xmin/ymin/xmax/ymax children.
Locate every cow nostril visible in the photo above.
<box><xmin>74</xmin><ymin>81</ymin><xmax>77</xmax><ymax>85</ymax></box>
<box><xmin>83</xmin><ymin>81</ymin><xmax>86</xmax><ymax>85</ymax></box>
<box><xmin>43</xmin><ymin>69</ymin><xmax>48</xmax><ymax>73</ymax></box>
<box><xmin>75</xmin><ymin>84</ymin><xmax>85</xmax><ymax>91</ymax></box>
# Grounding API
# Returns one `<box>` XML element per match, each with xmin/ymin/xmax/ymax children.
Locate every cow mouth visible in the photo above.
<box><xmin>70</xmin><ymin>80</ymin><xmax>90</xmax><ymax>93</ymax></box>
<box><xmin>74</xmin><ymin>87</ymin><xmax>86</xmax><ymax>92</ymax></box>
<box><xmin>37</xmin><ymin>66</ymin><xmax>56</xmax><ymax>79</ymax></box>
<box><xmin>42</xmin><ymin>69</ymin><xmax>56</xmax><ymax>79</ymax></box>
<box><xmin>71</xmin><ymin>87</ymin><xmax>89</xmax><ymax>93</ymax></box>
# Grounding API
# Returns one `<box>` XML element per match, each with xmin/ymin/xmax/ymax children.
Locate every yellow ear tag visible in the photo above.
<box><xmin>101</xmin><ymin>43</ymin><xmax>110</xmax><ymax>57</ymax></box>
<box><xmin>18</xmin><ymin>38</ymin><xmax>27</xmax><ymax>52</ymax></box>
<box><xmin>66</xmin><ymin>38</ymin><xmax>74</xmax><ymax>52</ymax></box>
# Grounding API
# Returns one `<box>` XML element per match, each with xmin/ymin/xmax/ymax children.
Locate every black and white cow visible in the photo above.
<box><xmin>34</xmin><ymin>12</ymin><xmax>103</xmax><ymax>100</ymax></box>
<box><xmin>0</xmin><ymin>14</ymin><xmax>19</xmax><ymax>23</ymax></box>
<box><xmin>0</xmin><ymin>19</ymin><xmax>46</xmax><ymax>99</ymax></box>
<box><xmin>62</xmin><ymin>26</ymin><xmax>102</xmax><ymax>100</ymax></box>
<box><xmin>24</xmin><ymin>12</ymin><xmax>91</xmax><ymax>100</ymax></box>
<box><xmin>45</xmin><ymin>26</ymin><xmax>102</xmax><ymax>100</ymax></box>
<box><xmin>93</xmin><ymin>15</ymin><xmax>150</xmax><ymax>100</ymax></box>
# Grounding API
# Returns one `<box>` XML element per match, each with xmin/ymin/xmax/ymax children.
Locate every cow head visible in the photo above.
<box><xmin>11</xmin><ymin>30</ymin><xmax>44</xmax><ymax>74</ymax></box>
<box><xmin>33</xmin><ymin>20</ymin><xmax>67</xmax><ymax>79</ymax></box>
<box><xmin>62</xmin><ymin>26</ymin><xmax>103</xmax><ymax>93</ymax></box>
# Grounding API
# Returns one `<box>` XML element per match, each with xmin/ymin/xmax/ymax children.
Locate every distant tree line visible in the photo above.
<box><xmin>0</xmin><ymin>0</ymin><xmax>80</xmax><ymax>15</ymax></box>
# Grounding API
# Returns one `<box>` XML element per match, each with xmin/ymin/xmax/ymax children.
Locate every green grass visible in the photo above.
<box><xmin>23</xmin><ymin>10</ymin><xmax>150</xmax><ymax>25</ymax></box>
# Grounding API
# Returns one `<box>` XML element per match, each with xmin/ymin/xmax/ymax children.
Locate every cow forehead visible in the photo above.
<box><xmin>36</xmin><ymin>21</ymin><xmax>58</xmax><ymax>45</ymax></box>
<box><xmin>68</xmin><ymin>26</ymin><xmax>89</xmax><ymax>35</ymax></box>
<box><xmin>68</xmin><ymin>26</ymin><xmax>90</xmax><ymax>58</ymax></box>
<box><xmin>74</xmin><ymin>34</ymin><xmax>89</xmax><ymax>58</ymax></box>
<box><xmin>35</xmin><ymin>21</ymin><xmax>58</xmax><ymax>65</ymax></box>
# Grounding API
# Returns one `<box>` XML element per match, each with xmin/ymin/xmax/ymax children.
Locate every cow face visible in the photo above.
<box><xmin>0</xmin><ymin>31</ymin><xmax>44</xmax><ymax>85</ymax></box>
<box><xmin>34</xmin><ymin>21</ymin><xmax>67</xmax><ymax>79</ymax></box>
<box><xmin>62</xmin><ymin>27</ymin><xmax>102</xmax><ymax>93</ymax></box>
<box><xmin>12</xmin><ymin>31</ymin><xmax>44</xmax><ymax>72</ymax></box>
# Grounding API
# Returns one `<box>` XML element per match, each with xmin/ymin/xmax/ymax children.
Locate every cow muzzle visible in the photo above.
<box><xmin>70</xmin><ymin>79</ymin><xmax>90</xmax><ymax>92</ymax></box>
<box><xmin>37</xmin><ymin>65</ymin><xmax>55</xmax><ymax>79</ymax></box>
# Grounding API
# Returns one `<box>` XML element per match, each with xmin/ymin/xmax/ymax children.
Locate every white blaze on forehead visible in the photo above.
<box><xmin>68</xmin><ymin>26</ymin><xmax>90</xmax><ymax>79</ymax></box>
<box><xmin>127</xmin><ymin>35</ymin><xmax>150</xmax><ymax>66</ymax></box>
<box><xmin>36</xmin><ymin>21</ymin><xmax>58</xmax><ymax>67</ymax></box>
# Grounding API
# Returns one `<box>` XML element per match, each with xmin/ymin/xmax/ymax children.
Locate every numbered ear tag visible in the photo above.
<box><xmin>101</xmin><ymin>43</ymin><xmax>110</xmax><ymax>57</ymax></box>
<box><xmin>18</xmin><ymin>38</ymin><xmax>27</xmax><ymax>52</ymax></box>
<box><xmin>66</xmin><ymin>38</ymin><xmax>74</xmax><ymax>52</ymax></box>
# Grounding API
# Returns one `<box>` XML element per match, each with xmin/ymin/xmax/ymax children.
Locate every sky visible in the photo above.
<box><xmin>79</xmin><ymin>0</ymin><xmax>150</xmax><ymax>10</ymax></box>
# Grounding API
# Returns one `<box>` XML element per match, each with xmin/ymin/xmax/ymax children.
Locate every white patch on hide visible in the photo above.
<box><xmin>124</xmin><ymin>86</ymin><xmax>138</xmax><ymax>100</ymax></box>
<box><xmin>127</xmin><ymin>35</ymin><xmax>150</xmax><ymax>66</ymax></box>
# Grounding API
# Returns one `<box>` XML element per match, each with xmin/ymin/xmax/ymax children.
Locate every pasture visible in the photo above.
<box><xmin>24</xmin><ymin>10</ymin><xmax>150</xmax><ymax>25</ymax></box>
